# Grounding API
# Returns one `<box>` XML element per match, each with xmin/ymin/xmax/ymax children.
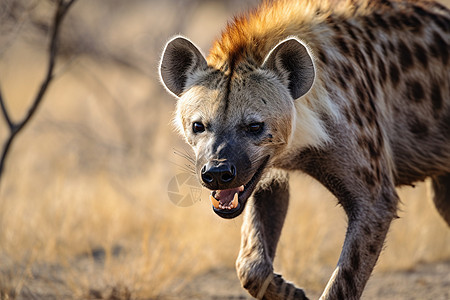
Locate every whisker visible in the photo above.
<box><xmin>172</xmin><ymin>162</ymin><xmax>196</xmax><ymax>175</ymax></box>
<box><xmin>173</xmin><ymin>147</ymin><xmax>195</xmax><ymax>164</ymax></box>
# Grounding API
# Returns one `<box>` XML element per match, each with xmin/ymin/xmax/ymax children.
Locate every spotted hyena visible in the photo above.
<box><xmin>159</xmin><ymin>0</ymin><xmax>450</xmax><ymax>299</ymax></box>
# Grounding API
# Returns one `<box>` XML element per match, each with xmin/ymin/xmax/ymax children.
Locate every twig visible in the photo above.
<box><xmin>0</xmin><ymin>0</ymin><xmax>77</xmax><ymax>182</ymax></box>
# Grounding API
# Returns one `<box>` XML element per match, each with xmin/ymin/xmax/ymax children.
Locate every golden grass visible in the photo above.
<box><xmin>1</xmin><ymin>2</ymin><xmax>450</xmax><ymax>298</ymax></box>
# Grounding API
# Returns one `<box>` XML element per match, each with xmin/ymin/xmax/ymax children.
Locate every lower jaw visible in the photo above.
<box><xmin>212</xmin><ymin>202</ymin><xmax>243</xmax><ymax>219</ymax></box>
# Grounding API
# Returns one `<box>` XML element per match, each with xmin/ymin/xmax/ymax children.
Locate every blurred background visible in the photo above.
<box><xmin>0</xmin><ymin>0</ymin><xmax>449</xmax><ymax>299</ymax></box>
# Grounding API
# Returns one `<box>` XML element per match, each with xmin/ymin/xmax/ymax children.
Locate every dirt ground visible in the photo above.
<box><xmin>180</xmin><ymin>260</ymin><xmax>450</xmax><ymax>300</ymax></box>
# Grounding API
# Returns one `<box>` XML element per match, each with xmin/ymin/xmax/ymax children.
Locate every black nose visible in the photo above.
<box><xmin>201</xmin><ymin>161</ymin><xmax>236</xmax><ymax>187</ymax></box>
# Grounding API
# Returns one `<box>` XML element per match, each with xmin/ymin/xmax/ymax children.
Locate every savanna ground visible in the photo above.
<box><xmin>0</xmin><ymin>0</ymin><xmax>449</xmax><ymax>299</ymax></box>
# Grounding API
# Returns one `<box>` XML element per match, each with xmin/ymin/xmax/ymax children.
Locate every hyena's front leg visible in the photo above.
<box><xmin>236</xmin><ymin>173</ymin><xmax>308</xmax><ymax>300</ymax></box>
<box><xmin>319</xmin><ymin>177</ymin><xmax>399</xmax><ymax>300</ymax></box>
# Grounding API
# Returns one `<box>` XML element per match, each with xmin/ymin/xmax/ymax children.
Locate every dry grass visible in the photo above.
<box><xmin>0</xmin><ymin>1</ymin><xmax>449</xmax><ymax>299</ymax></box>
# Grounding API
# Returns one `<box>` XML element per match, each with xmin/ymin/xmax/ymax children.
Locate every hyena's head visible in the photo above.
<box><xmin>160</xmin><ymin>36</ymin><xmax>315</xmax><ymax>219</ymax></box>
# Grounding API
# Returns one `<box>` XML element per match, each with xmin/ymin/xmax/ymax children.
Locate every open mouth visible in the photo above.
<box><xmin>209</xmin><ymin>156</ymin><xmax>269</xmax><ymax>219</ymax></box>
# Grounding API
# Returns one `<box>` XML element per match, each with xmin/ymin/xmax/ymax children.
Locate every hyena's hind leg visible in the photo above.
<box><xmin>236</xmin><ymin>171</ymin><xmax>308</xmax><ymax>300</ymax></box>
<box><xmin>432</xmin><ymin>173</ymin><xmax>450</xmax><ymax>226</ymax></box>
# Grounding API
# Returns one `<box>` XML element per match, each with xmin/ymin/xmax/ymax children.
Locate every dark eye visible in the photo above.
<box><xmin>192</xmin><ymin>122</ymin><xmax>205</xmax><ymax>133</ymax></box>
<box><xmin>247</xmin><ymin>122</ymin><xmax>264</xmax><ymax>134</ymax></box>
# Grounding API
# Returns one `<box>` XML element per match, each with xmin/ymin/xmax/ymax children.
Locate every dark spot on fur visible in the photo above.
<box><xmin>357</xmin><ymin>137</ymin><xmax>366</xmax><ymax>149</ymax></box>
<box><xmin>336</xmin><ymin>36</ymin><xmax>350</xmax><ymax>54</ymax></box>
<box><xmin>336</xmin><ymin>285</ymin><xmax>345</xmax><ymax>300</ymax></box>
<box><xmin>378</xmin><ymin>0</ymin><xmax>393</xmax><ymax>8</ymax></box>
<box><xmin>332</xmin><ymin>22</ymin><xmax>342</xmax><ymax>34</ymax></box>
<box><xmin>365</xmin><ymin>27</ymin><xmax>376</xmax><ymax>41</ymax></box>
<box><xmin>359</xmin><ymin>101</ymin><xmax>367</xmax><ymax>115</ymax></box>
<box><xmin>364</xmin><ymin>15</ymin><xmax>376</xmax><ymax>29</ymax></box>
<box><xmin>431</xmin><ymin>81</ymin><xmax>443</xmax><ymax>113</ymax></box>
<box><xmin>363</xmin><ymin>168</ymin><xmax>375</xmax><ymax>187</ymax></box>
<box><xmin>377</xmin><ymin>57</ymin><xmax>387</xmax><ymax>84</ymax></box>
<box><xmin>261</xmin><ymin>98</ymin><xmax>267</xmax><ymax>105</ymax></box>
<box><xmin>389</xmin><ymin>14</ymin><xmax>404</xmax><ymax>30</ymax></box>
<box><xmin>344</xmin><ymin>21</ymin><xmax>358</xmax><ymax>40</ymax></box>
<box><xmin>413</xmin><ymin>43</ymin><xmax>429</xmax><ymax>69</ymax></box>
<box><xmin>398</xmin><ymin>41</ymin><xmax>414</xmax><ymax>70</ymax></box>
<box><xmin>376</xmin><ymin>166</ymin><xmax>382</xmax><ymax>182</ymax></box>
<box><xmin>406</xmin><ymin>80</ymin><xmax>425</xmax><ymax>103</ymax></box>
<box><xmin>434</xmin><ymin>15</ymin><xmax>450</xmax><ymax>33</ymax></box>
<box><xmin>369</xmin><ymin>243</ymin><xmax>378</xmax><ymax>255</ymax></box>
<box><xmin>368</xmin><ymin>95</ymin><xmax>377</xmax><ymax>114</ymax></box>
<box><xmin>431</xmin><ymin>31</ymin><xmax>449</xmax><ymax>65</ymax></box>
<box><xmin>355</xmin><ymin>83</ymin><xmax>365</xmax><ymax>101</ymax></box>
<box><xmin>388</xmin><ymin>41</ymin><xmax>396</xmax><ymax>54</ymax></box>
<box><xmin>342</xmin><ymin>268</ymin><xmax>357</xmax><ymax>296</ymax></box>
<box><xmin>377</xmin><ymin>133</ymin><xmax>384</xmax><ymax>150</ymax></box>
<box><xmin>389</xmin><ymin>64</ymin><xmax>400</xmax><ymax>87</ymax></box>
<box><xmin>367</xmin><ymin>112</ymin><xmax>376</xmax><ymax>127</ymax></box>
<box><xmin>342</xmin><ymin>63</ymin><xmax>355</xmax><ymax>79</ymax></box>
<box><xmin>368</xmin><ymin>141</ymin><xmax>380</xmax><ymax>159</ymax></box>
<box><xmin>373</xmin><ymin>13</ymin><xmax>389</xmax><ymax>30</ymax></box>
<box><xmin>399</xmin><ymin>13</ymin><xmax>422</xmax><ymax>33</ymax></box>
<box><xmin>353</xmin><ymin>45</ymin><xmax>366</xmax><ymax>69</ymax></box>
<box><xmin>363</xmin><ymin>224</ymin><xmax>372</xmax><ymax>236</ymax></box>
<box><xmin>367</xmin><ymin>77</ymin><xmax>377</xmax><ymax>98</ymax></box>
<box><xmin>408</xmin><ymin>14</ymin><xmax>423</xmax><ymax>33</ymax></box>
<box><xmin>364</xmin><ymin>38</ymin><xmax>375</xmax><ymax>63</ymax></box>
<box><xmin>351</xmin><ymin>243</ymin><xmax>361</xmax><ymax>271</ymax></box>
<box><xmin>318</xmin><ymin>49</ymin><xmax>328</xmax><ymax>65</ymax></box>
<box><xmin>381</xmin><ymin>43</ymin><xmax>388</xmax><ymax>57</ymax></box>
<box><xmin>413</xmin><ymin>6</ymin><xmax>432</xmax><ymax>19</ymax></box>
<box><xmin>409</xmin><ymin>118</ymin><xmax>429</xmax><ymax>138</ymax></box>
<box><xmin>345</xmin><ymin>109</ymin><xmax>353</xmax><ymax>123</ymax></box>
<box><xmin>338</xmin><ymin>76</ymin><xmax>348</xmax><ymax>91</ymax></box>
<box><xmin>355</xmin><ymin>113</ymin><xmax>364</xmax><ymax>127</ymax></box>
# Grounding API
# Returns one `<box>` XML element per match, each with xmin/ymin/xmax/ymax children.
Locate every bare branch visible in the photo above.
<box><xmin>0</xmin><ymin>0</ymin><xmax>78</xmax><ymax>182</ymax></box>
<box><xmin>0</xmin><ymin>88</ymin><xmax>13</xmax><ymax>130</ymax></box>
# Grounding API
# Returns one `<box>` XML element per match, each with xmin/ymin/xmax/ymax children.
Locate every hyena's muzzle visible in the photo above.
<box><xmin>197</xmin><ymin>141</ymin><xmax>270</xmax><ymax>219</ymax></box>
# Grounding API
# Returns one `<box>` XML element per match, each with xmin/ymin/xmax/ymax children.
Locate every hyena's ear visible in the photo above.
<box><xmin>263</xmin><ymin>37</ymin><xmax>315</xmax><ymax>100</ymax></box>
<box><xmin>159</xmin><ymin>36</ymin><xmax>207</xmax><ymax>97</ymax></box>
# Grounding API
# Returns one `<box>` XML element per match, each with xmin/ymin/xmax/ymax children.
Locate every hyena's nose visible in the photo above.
<box><xmin>201</xmin><ymin>161</ymin><xmax>236</xmax><ymax>187</ymax></box>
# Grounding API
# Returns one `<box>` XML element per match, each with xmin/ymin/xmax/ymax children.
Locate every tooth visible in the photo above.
<box><xmin>210</xmin><ymin>194</ymin><xmax>220</xmax><ymax>209</ymax></box>
<box><xmin>231</xmin><ymin>193</ymin><xmax>238</xmax><ymax>209</ymax></box>
<box><xmin>238</xmin><ymin>185</ymin><xmax>244</xmax><ymax>192</ymax></box>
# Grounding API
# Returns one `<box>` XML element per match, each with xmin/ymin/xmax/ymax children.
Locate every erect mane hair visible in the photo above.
<box><xmin>206</xmin><ymin>0</ymin><xmax>378</xmax><ymax>69</ymax></box>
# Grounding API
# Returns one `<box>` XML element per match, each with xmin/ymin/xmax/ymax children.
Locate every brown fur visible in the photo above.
<box><xmin>160</xmin><ymin>0</ymin><xmax>450</xmax><ymax>299</ymax></box>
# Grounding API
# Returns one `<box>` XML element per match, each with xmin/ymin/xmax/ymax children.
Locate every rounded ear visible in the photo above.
<box><xmin>159</xmin><ymin>36</ymin><xmax>207</xmax><ymax>97</ymax></box>
<box><xmin>263</xmin><ymin>38</ymin><xmax>315</xmax><ymax>100</ymax></box>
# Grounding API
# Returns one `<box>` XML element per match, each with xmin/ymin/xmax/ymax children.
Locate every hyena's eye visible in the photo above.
<box><xmin>247</xmin><ymin>122</ymin><xmax>264</xmax><ymax>134</ymax></box>
<box><xmin>192</xmin><ymin>122</ymin><xmax>205</xmax><ymax>133</ymax></box>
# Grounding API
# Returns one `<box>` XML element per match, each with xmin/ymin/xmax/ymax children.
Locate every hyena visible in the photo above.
<box><xmin>159</xmin><ymin>0</ymin><xmax>450</xmax><ymax>299</ymax></box>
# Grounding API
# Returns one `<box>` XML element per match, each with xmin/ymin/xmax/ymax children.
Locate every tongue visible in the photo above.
<box><xmin>210</xmin><ymin>185</ymin><xmax>244</xmax><ymax>210</ymax></box>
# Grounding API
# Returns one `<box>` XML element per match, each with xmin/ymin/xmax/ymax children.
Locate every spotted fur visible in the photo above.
<box><xmin>160</xmin><ymin>0</ymin><xmax>450</xmax><ymax>299</ymax></box>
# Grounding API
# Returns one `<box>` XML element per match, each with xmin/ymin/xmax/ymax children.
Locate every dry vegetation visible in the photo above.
<box><xmin>0</xmin><ymin>0</ymin><xmax>449</xmax><ymax>299</ymax></box>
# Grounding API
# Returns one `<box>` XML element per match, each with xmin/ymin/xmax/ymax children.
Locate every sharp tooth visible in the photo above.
<box><xmin>210</xmin><ymin>194</ymin><xmax>220</xmax><ymax>209</ymax></box>
<box><xmin>231</xmin><ymin>192</ymin><xmax>238</xmax><ymax>208</ymax></box>
<box><xmin>238</xmin><ymin>185</ymin><xmax>244</xmax><ymax>192</ymax></box>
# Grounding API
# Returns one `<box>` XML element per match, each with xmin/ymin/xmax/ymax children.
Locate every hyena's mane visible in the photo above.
<box><xmin>207</xmin><ymin>0</ymin><xmax>376</xmax><ymax>69</ymax></box>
